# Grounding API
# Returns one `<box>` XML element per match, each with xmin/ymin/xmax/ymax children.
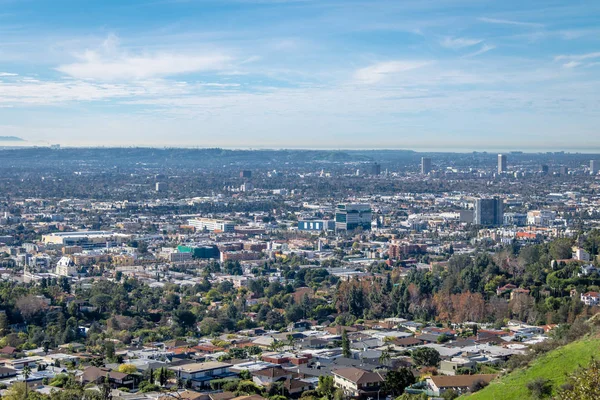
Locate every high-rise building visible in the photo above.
<box><xmin>473</xmin><ymin>197</ymin><xmax>503</xmax><ymax>226</ymax></box>
<box><xmin>421</xmin><ymin>157</ymin><xmax>432</xmax><ymax>174</ymax></box>
<box><xmin>335</xmin><ymin>203</ymin><xmax>372</xmax><ymax>231</ymax></box>
<box><xmin>541</xmin><ymin>165</ymin><xmax>549</xmax><ymax>175</ymax></box>
<box><xmin>498</xmin><ymin>154</ymin><xmax>507</xmax><ymax>173</ymax></box>
<box><xmin>559</xmin><ymin>166</ymin><xmax>569</xmax><ymax>175</ymax></box>
<box><xmin>155</xmin><ymin>182</ymin><xmax>167</xmax><ymax>192</ymax></box>
<box><xmin>591</xmin><ymin>160</ymin><xmax>599</xmax><ymax>175</ymax></box>
<box><xmin>369</xmin><ymin>163</ymin><xmax>381</xmax><ymax>175</ymax></box>
<box><xmin>240</xmin><ymin>170</ymin><xmax>252</xmax><ymax>178</ymax></box>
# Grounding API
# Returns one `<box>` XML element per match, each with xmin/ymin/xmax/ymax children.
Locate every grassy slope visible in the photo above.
<box><xmin>463</xmin><ymin>337</ymin><xmax>600</xmax><ymax>400</ymax></box>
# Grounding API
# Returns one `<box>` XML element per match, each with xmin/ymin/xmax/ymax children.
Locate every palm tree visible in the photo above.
<box><xmin>269</xmin><ymin>339</ymin><xmax>284</xmax><ymax>352</ymax></box>
<box><xmin>379</xmin><ymin>349</ymin><xmax>391</xmax><ymax>366</ymax></box>
<box><xmin>286</xmin><ymin>334</ymin><xmax>296</xmax><ymax>349</ymax></box>
<box><xmin>23</xmin><ymin>365</ymin><xmax>32</xmax><ymax>398</ymax></box>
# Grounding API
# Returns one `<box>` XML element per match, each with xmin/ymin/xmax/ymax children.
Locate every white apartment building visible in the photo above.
<box><xmin>55</xmin><ymin>256</ymin><xmax>77</xmax><ymax>277</ymax></box>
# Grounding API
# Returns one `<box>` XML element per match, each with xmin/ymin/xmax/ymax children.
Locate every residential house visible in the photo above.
<box><xmin>170</xmin><ymin>361</ymin><xmax>235</xmax><ymax>389</ymax></box>
<box><xmin>425</xmin><ymin>374</ymin><xmax>497</xmax><ymax>396</ymax></box>
<box><xmin>581</xmin><ymin>291</ymin><xmax>600</xmax><ymax>306</ymax></box>
<box><xmin>251</xmin><ymin>367</ymin><xmax>292</xmax><ymax>387</ymax></box>
<box><xmin>80</xmin><ymin>366</ymin><xmax>136</xmax><ymax>389</ymax></box>
<box><xmin>332</xmin><ymin>367</ymin><xmax>386</xmax><ymax>399</ymax></box>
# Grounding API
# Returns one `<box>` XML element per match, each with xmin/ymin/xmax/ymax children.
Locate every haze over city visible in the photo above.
<box><xmin>1</xmin><ymin>0</ymin><xmax>600</xmax><ymax>149</ymax></box>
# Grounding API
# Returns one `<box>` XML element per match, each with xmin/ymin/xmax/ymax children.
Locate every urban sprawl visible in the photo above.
<box><xmin>0</xmin><ymin>148</ymin><xmax>599</xmax><ymax>400</ymax></box>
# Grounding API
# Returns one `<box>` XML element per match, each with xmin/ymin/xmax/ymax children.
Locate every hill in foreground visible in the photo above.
<box><xmin>463</xmin><ymin>336</ymin><xmax>600</xmax><ymax>400</ymax></box>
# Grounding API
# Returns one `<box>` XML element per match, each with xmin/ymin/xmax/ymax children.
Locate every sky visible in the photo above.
<box><xmin>0</xmin><ymin>0</ymin><xmax>599</xmax><ymax>150</ymax></box>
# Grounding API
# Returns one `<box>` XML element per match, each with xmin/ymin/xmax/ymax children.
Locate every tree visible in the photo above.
<box><xmin>154</xmin><ymin>367</ymin><xmax>174</xmax><ymax>387</ymax></box>
<box><xmin>172</xmin><ymin>309</ymin><xmax>196</xmax><ymax>331</ymax></box>
<box><xmin>550</xmin><ymin>239</ymin><xmax>573</xmax><ymax>260</ymax></box>
<box><xmin>526</xmin><ymin>378</ymin><xmax>553</xmax><ymax>399</ymax></box>
<box><xmin>379</xmin><ymin>349</ymin><xmax>391</xmax><ymax>366</ymax></box>
<box><xmin>383</xmin><ymin>367</ymin><xmax>416</xmax><ymax>397</ymax></box>
<box><xmin>2</xmin><ymin>382</ymin><xmax>43</xmax><ymax>400</ymax></box>
<box><xmin>555</xmin><ymin>358</ymin><xmax>600</xmax><ymax>400</ymax></box>
<box><xmin>441</xmin><ymin>389</ymin><xmax>459</xmax><ymax>400</ymax></box>
<box><xmin>117</xmin><ymin>364</ymin><xmax>138</xmax><ymax>374</ymax></box>
<box><xmin>342</xmin><ymin>329</ymin><xmax>351</xmax><ymax>358</ymax></box>
<box><xmin>23</xmin><ymin>365</ymin><xmax>32</xmax><ymax>398</ymax></box>
<box><xmin>469</xmin><ymin>378</ymin><xmax>489</xmax><ymax>393</ymax></box>
<box><xmin>99</xmin><ymin>374</ymin><xmax>112</xmax><ymax>400</ymax></box>
<box><xmin>16</xmin><ymin>295</ymin><xmax>49</xmax><ymax>321</ymax></box>
<box><xmin>104</xmin><ymin>341</ymin><xmax>116</xmax><ymax>361</ymax></box>
<box><xmin>316</xmin><ymin>376</ymin><xmax>336</xmax><ymax>400</ymax></box>
<box><xmin>411</xmin><ymin>347</ymin><xmax>441</xmax><ymax>367</ymax></box>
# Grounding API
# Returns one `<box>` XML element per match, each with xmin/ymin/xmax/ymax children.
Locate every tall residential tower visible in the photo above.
<box><xmin>498</xmin><ymin>154</ymin><xmax>507</xmax><ymax>174</ymax></box>
<box><xmin>421</xmin><ymin>157</ymin><xmax>432</xmax><ymax>174</ymax></box>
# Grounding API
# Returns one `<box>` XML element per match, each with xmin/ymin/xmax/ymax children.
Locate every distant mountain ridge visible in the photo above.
<box><xmin>0</xmin><ymin>136</ymin><xmax>24</xmax><ymax>141</ymax></box>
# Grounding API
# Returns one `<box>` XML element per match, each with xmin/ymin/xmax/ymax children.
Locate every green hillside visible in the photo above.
<box><xmin>463</xmin><ymin>337</ymin><xmax>600</xmax><ymax>400</ymax></box>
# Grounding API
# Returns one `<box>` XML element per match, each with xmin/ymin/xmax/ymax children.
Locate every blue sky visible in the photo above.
<box><xmin>0</xmin><ymin>0</ymin><xmax>599</xmax><ymax>150</ymax></box>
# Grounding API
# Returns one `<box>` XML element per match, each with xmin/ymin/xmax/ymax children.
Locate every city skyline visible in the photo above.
<box><xmin>1</xmin><ymin>0</ymin><xmax>599</xmax><ymax>148</ymax></box>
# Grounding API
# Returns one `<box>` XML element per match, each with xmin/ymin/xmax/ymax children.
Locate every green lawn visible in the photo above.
<box><xmin>462</xmin><ymin>337</ymin><xmax>600</xmax><ymax>400</ymax></box>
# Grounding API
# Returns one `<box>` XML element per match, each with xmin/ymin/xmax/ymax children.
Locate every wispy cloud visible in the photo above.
<box><xmin>555</xmin><ymin>52</ymin><xmax>600</xmax><ymax>68</ymax></box>
<box><xmin>0</xmin><ymin>72</ymin><xmax>18</xmax><ymax>77</ymax></box>
<box><xmin>463</xmin><ymin>44</ymin><xmax>496</xmax><ymax>58</ymax></box>
<box><xmin>56</xmin><ymin>34</ymin><xmax>233</xmax><ymax>81</ymax></box>
<box><xmin>555</xmin><ymin>52</ymin><xmax>600</xmax><ymax>62</ymax></box>
<box><xmin>478</xmin><ymin>17</ymin><xmax>543</xmax><ymax>28</ymax></box>
<box><xmin>353</xmin><ymin>61</ymin><xmax>430</xmax><ymax>84</ymax></box>
<box><xmin>440</xmin><ymin>37</ymin><xmax>482</xmax><ymax>49</ymax></box>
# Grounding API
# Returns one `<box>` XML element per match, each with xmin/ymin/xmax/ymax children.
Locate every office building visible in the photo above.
<box><xmin>240</xmin><ymin>170</ymin><xmax>252</xmax><ymax>179</ymax></box>
<box><xmin>369</xmin><ymin>163</ymin><xmax>381</xmax><ymax>176</ymax></box>
<box><xmin>527</xmin><ymin>210</ymin><xmax>556</xmax><ymax>226</ymax></box>
<box><xmin>541</xmin><ymin>165</ymin><xmax>549</xmax><ymax>175</ymax></box>
<box><xmin>297</xmin><ymin>220</ymin><xmax>335</xmax><ymax>232</ymax></box>
<box><xmin>559</xmin><ymin>166</ymin><xmax>569</xmax><ymax>175</ymax></box>
<box><xmin>421</xmin><ymin>157</ymin><xmax>432</xmax><ymax>174</ymax></box>
<box><xmin>188</xmin><ymin>218</ymin><xmax>236</xmax><ymax>233</ymax></box>
<box><xmin>503</xmin><ymin>213</ymin><xmax>527</xmax><ymax>226</ymax></box>
<box><xmin>473</xmin><ymin>197</ymin><xmax>503</xmax><ymax>226</ymax></box>
<box><xmin>498</xmin><ymin>154</ymin><xmax>507</xmax><ymax>173</ymax></box>
<box><xmin>240</xmin><ymin>182</ymin><xmax>254</xmax><ymax>192</ymax></box>
<box><xmin>591</xmin><ymin>160</ymin><xmax>599</xmax><ymax>175</ymax></box>
<box><xmin>155</xmin><ymin>182</ymin><xmax>167</xmax><ymax>192</ymax></box>
<box><xmin>335</xmin><ymin>203</ymin><xmax>372</xmax><ymax>231</ymax></box>
<box><xmin>42</xmin><ymin>231</ymin><xmax>130</xmax><ymax>248</ymax></box>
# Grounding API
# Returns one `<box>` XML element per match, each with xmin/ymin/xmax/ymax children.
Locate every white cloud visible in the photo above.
<box><xmin>353</xmin><ymin>61</ymin><xmax>430</xmax><ymax>84</ymax></box>
<box><xmin>554</xmin><ymin>52</ymin><xmax>600</xmax><ymax>62</ymax></box>
<box><xmin>440</xmin><ymin>37</ymin><xmax>482</xmax><ymax>49</ymax></box>
<box><xmin>563</xmin><ymin>61</ymin><xmax>581</xmax><ymax>69</ymax></box>
<box><xmin>554</xmin><ymin>52</ymin><xmax>600</xmax><ymax>68</ymax></box>
<box><xmin>478</xmin><ymin>17</ymin><xmax>543</xmax><ymax>28</ymax></box>
<box><xmin>56</xmin><ymin>34</ymin><xmax>233</xmax><ymax>81</ymax></box>
<box><xmin>463</xmin><ymin>44</ymin><xmax>496</xmax><ymax>58</ymax></box>
<box><xmin>0</xmin><ymin>72</ymin><xmax>18</xmax><ymax>77</ymax></box>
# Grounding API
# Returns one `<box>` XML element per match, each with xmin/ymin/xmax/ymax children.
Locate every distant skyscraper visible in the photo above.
<box><xmin>473</xmin><ymin>197</ymin><xmax>503</xmax><ymax>226</ymax></box>
<box><xmin>155</xmin><ymin>182</ymin><xmax>167</xmax><ymax>192</ymax></box>
<box><xmin>335</xmin><ymin>203</ymin><xmax>372</xmax><ymax>231</ymax></box>
<box><xmin>421</xmin><ymin>157</ymin><xmax>432</xmax><ymax>174</ymax></box>
<box><xmin>240</xmin><ymin>170</ymin><xmax>252</xmax><ymax>178</ymax></box>
<box><xmin>369</xmin><ymin>163</ymin><xmax>381</xmax><ymax>175</ymax></box>
<box><xmin>591</xmin><ymin>160</ymin><xmax>599</xmax><ymax>175</ymax></box>
<box><xmin>559</xmin><ymin>166</ymin><xmax>569</xmax><ymax>175</ymax></box>
<box><xmin>541</xmin><ymin>165</ymin><xmax>549</xmax><ymax>175</ymax></box>
<box><xmin>498</xmin><ymin>154</ymin><xmax>507</xmax><ymax>174</ymax></box>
